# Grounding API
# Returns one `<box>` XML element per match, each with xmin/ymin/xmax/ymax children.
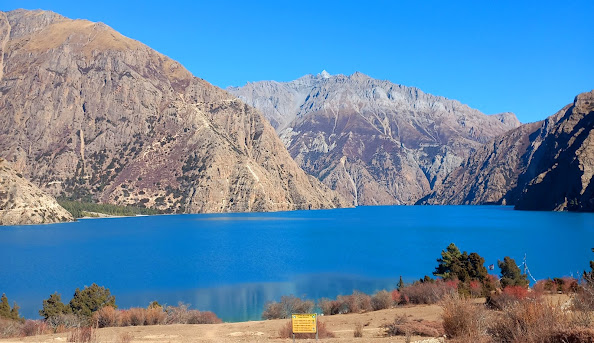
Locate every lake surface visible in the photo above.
<box><xmin>1</xmin><ymin>205</ymin><xmax>593</xmax><ymax>321</ymax></box>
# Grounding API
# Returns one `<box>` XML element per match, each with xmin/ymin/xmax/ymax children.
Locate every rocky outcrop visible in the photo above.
<box><xmin>0</xmin><ymin>10</ymin><xmax>346</xmax><ymax>213</ymax></box>
<box><xmin>0</xmin><ymin>158</ymin><xmax>73</xmax><ymax>225</ymax></box>
<box><xmin>229</xmin><ymin>72</ymin><xmax>520</xmax><ymax>205</ymax></box>
<box><xmin>422</xmin><ymin>90</ymin><xmax>594</xmax><ymax>211</ymax></box>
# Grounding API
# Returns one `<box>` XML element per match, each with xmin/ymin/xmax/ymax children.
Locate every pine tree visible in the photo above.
<box><xmin>0</xmin><ymin>294</ymin><xmax>10</xmax><ymax>319</ymax></box>
<box><xmin>434</xmin><ymin>243</ymin><xmax>463</xmax><ymax>280</ymax></box>
<box><xmin>10</xmin><ymin>302</ymin><xmax>21</xmax><ymax>321</ymax></box>
<box><xmin>39</xmin><ymin>292</ymin><xmax>71</xmax><ymax>319</ymax></box>
<box><xmin>498</xmin><ymin>256</ymin><xmax>528</xmax><ymax>288</ymax></box>
<box><xmin>69</xmin><ymin>283</ymin><xmax>116</xmax><ymax>317</ymax></box>
<box><xmin>397</xmin><ymin>276</ymin><xmax>404</xmax><ymax>291</ymax></box>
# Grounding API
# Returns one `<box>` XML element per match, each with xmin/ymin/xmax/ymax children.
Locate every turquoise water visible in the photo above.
<box><xmin>1</xmin><ymin>205</ymin><xmax>593</xmax><ymax>321</ymax></box>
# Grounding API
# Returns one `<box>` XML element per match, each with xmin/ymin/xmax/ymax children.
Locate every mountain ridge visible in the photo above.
<box><xmin>0</xmin><ymin>9</ymin><xmax>347</xmax><ymax>215</ymax></box>
<box><xmin>421</xmin><ymin>90</ymin><xmax>594</xmax><ymax>211</ymax></box>
<box><xmin>228</xmin><ymin>71</ymin><xmax>521</xmax><ymax>205</ymax></box>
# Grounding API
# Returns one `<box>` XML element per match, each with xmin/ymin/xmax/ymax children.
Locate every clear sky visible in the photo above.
<box><xmin>3</xmin><ymin>1</ymin><xmax>593</xmax><ymax>123</ymax></box>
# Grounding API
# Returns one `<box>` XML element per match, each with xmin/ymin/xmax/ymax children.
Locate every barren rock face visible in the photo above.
<box><xmin>0</xmin><ymin>158</ymin><xmax>73</xmax><ymax>225</ymax></box>
<box><xmin>0</xmin><ymin>10</ymin><xmax>346</xmax><ymax>213</ymax></box>
<box><xmin>422</xmin><ymin>90</ymin><xmax>594</xmax><ymax>212</ymax></box>
<box><xmin>229</xmin><ymin>72</ymin><xmax>520</xmax><ymax>205</ymax></box>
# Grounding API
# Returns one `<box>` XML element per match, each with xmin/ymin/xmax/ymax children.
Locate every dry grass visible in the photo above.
<box><xmin>67</xmin><ymin>327</ymin><xmax>95</xmax><ymax>343</ymax></box>
<box><xmin>353</xmin><ymin>323</ymin><xmax>363</xmax><ymax>338</ymax></box>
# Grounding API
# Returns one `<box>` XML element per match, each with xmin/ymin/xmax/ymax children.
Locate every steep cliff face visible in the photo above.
<box><xmin>229</xmin><ymin>72</ymin><xmax>520</xmax><ymax>205</ymax></box>
<box><xmin>422</xmin><ymin>90</ymin><xmax>594</xmax><ymax>211</ymax></box>
<box><xmin>0</xmin><ymin>10</ymin><xmax>345</xmax><ymax>213</ymax></box>
<box><xmin>0</xmin><ymin>158</ymin><xmax>73</xmax><ymax>225</ymax></box>
<box><xmin>515</xmin><ymin>91</ymin><xmax>594</xmax><ymax>211</ymax></box>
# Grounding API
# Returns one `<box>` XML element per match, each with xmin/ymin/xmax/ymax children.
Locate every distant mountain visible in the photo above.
<box><xmin>421</xmin><ymin>90</ymin><xmax>594</xmax><ymax>211</ymax></box>
<box><xmin>0</xmin><ymin>158</ymin><xmax>73</xmax><ymax>225</ymax></box>
<box><xmin>229</xmin><ymin>72</ymin><xmax>520</xmax><ymax>205</ymax></box>
<box><xmin>0</xmin><ymin>10</ymin><xmax>346</xmax><ymax>213</ymax></box>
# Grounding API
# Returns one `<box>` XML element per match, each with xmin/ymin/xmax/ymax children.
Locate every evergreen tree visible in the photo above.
<box><xmin>434</xmin><ymin>243</ymin><xmax>463</xmax><ymax>280</ymax></box>
<box><xmin>10</xmin><ymin>302</ymin><xmax>21</xmax><ymax>321</ymax></box>
<box><xmin>69</xmin><ymin>283</ymin><xmax>116</xmax><ymax>317</ymax></box>
<box><xmin>498</xmin><ymin>256</ymin><xmax>529</xmax><ymax>288</ymax></box>
<box><xmin>397</xmin><ymin>276</ymin><xmax>404</xmax><ymax>291</ymax></box>
<box><xmin>0</xmin><ymin>294</ymin><xmax>10</xmax><ymax>319</ymax></box>
<box><xmin>39</xmin><ymin>292</ymin><xmax>71</xmax><ymax>319</ymax></box>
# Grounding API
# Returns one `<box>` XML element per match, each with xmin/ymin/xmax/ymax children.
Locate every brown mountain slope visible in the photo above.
<box><xmin>0</xmin><ymin>10</ymin><xmax>345</xmax><ymax>213</ymax></box>
<box><xmin>229</xmin><ymin>72</ymin><xmax>520</xmax><ymax>206</ymax></box>
<box><xmin>421</xmin><ymin>90</ymin><xmax>594</xmax><ymax>211</ymax></box>
<box><xmin>0</xmin><ymin>158</ymin><xmax>73</xmax><ymax>225</ymax></box>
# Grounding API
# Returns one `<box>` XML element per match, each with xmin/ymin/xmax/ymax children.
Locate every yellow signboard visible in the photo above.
<box><xmin>292</xmin><ymin>313</ymin><xmax>317</xmax><ymax>333</ymax></box>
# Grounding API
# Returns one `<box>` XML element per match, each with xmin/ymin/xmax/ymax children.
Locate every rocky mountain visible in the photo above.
<box><xmin>0</xmin><ymin>10</ymin><xmax>345</xmax><ymax>213</ymax></box>
<box><xmin>421</xmin><ymin>90</ymin><xmax>594</xmax><ymax>211</ymax></box>
<box><xmin>0</xmin><ymin>158</ymin><xmax>73</xmax><ymax>225</ymax></box>
<box><xmin>229</xmin><ymin>72</ymin><xmax>520</xmax><ymax>205</ymax></box>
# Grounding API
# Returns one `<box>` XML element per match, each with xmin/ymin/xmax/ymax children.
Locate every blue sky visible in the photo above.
<box><xmin>3</xmin><ymin>1</ymin><xmax>593</xmax><ymax>123</ymax></box>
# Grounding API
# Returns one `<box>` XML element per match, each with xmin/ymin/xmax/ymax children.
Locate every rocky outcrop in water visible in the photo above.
<box><xmin>0</xmin><ymin>10</ymin><xmax>346</xmax><ymax>213</ymax></box>
<box><xmin>421</xmin><ymin>90</ymin><xmax>594</xmax><ymax>211</ymax></box>
<box><xmin>0</xmin><ymin>158</ymin><xmax>73</xmax><ymax>225</ymax></box>
<box><xmin>229</xmin><ymin>72</ymin><xmax>520</xmax><ymax>205</ymax></box>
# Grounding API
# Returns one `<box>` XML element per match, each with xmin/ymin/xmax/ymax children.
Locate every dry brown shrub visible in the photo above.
<box><xmin>442</xmin><ymin>295</ymin><xmax>490</xmax><ymax>342</ymax></box>
<box><xmin>20</xmin><ymin>320</ymin><xmax>49</xmax><ymax>337</ymax></box>
<box><xmin>127</xmin><ymin>308</ymin><xmax>146</xmax><ymax>326</ymax></box>
<box><xmin>488</xmin><ymin>299</ymin><xmax>569</xmax><ymax>343</ymax></box>
<box><xmin>145</xmin><ymin>307</ymin><xmax>166</xmax><ymax>325</ymax></box>
<box><xmin>371</xmin><ymin>290</ymin><xmax>392</xmax><ymax>311</ymax></box>
<box><xmin>67</xmin><ymin>326</ymin><xmax>96</xmax><ymax>343</ymax></box>
<box><xmin>278</xmin><ymin>320</ymin><xmax>335</xmax><ymax>339</ymax></box>
<box><xmin>383</xmin><ymin>315</ymin><xmax>444</xmax><ymax>338</ymax></box>
<box><xmin>354</xmin><ymin>322</ymin><xmax>363</xmax><ymax>337</ymax></box>
<box><xmin>262</xmin><ymin>296</ymin><xmax>314</xmax><ymax>319</ymax></box>
<box><xmin>401</xmin><ymin>280</ymin><xmax>457</xmax><ymax>304</ymax></box>
<box><xmin>117</xmin><ymin>332</ymin><xmax>133</xmax><ymax>343</ymax></box>
<box><xmin>0</xmin><ymin>317</ymin><xmax>23</xmax><ymax>338</ymax></box>
<box><xmin>187</xmin><ymin>310</ymin><xmax>222</xmax><ymax>324</ymax></box>
<box><xmin>92</xmin><ymin>306</ymin><xmax>118</xmax><ymax>328</ymax></box>
<box><xmin>318</xmin><ymin>298</ymin><xmax>345</xmax><ymax>315</ymax></box>
<box><xmin>118</xmin><ymin>310</ymin><xmax>131</xmax><ymax>327</ymax></box>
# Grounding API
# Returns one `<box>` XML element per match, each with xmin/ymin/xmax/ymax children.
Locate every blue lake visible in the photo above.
<box><xmin>1</xmin><ymin>205</ymin><xmax>593</xmax><ymax>321</ymax></box>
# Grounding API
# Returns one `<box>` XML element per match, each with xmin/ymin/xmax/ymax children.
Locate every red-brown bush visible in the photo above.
<box><xmin>400</xmin><ymin>280</ymin><xmax>457</xmax><ymax>304</ymax></box>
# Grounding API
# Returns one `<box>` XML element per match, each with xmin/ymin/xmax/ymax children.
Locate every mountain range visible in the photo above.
<box><xmin>229</xmin><ymin>72</ymin><xmax>520</xmax><ymax>205</ymax></box>
<box><xmin>0</xmin><ymin>9</ymin><xmax>591</xmax><ymax>225</ymax></box>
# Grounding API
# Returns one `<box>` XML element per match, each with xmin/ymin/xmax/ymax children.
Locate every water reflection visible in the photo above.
<box><xmin>120</xmin><ymin>273</ymin><xmax>396</xmax><ymax>322</ymax></box>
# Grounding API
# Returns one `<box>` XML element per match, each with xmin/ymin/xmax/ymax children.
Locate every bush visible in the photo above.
<box><xmin>382</xmin><ymin>314</ymin><xmax>444</xmax><ymax>338</ymax></box>
<box><xmin>371</xmin><ymin>290</ymin><xmax>392</xmax><ymax>311</ymax></box>
<box><xmin>339</xmin><ymin>291</ymin><xmax>372</xmax><ymax>313</ymax></box>
<box><xmin>488</xmin><ymin>299</ymin><xmax>568</xmax><ymax>342</ymax></box>
<box><xmin>318</xmin><ymin>298</ymin><xmax>345</xmax><ymax>316</ymax></box>
<box><xmin>354</xmin><ymin>323</ymin><xmax>363</xmax><ymax>338</ymax></box>
<box><xmin>67</xmin><ymin>326</ymin><xmax>96</xmax><ymax>343</ymax></box>
<box><xmin>278</xmin><ymin>320</ymin><xmax>335</xmax><ymax>339</ymax></box>
<box><xmin>498</xmin><ymin>257</ymin><xmax>529</xmax><ymax>288</ymax></box>
<box><xmin>145</xmin><ymin>307</ymin><xmax>166</xmax><ymax>325</ymax></box>
<box><xmin>400</xmin><ymin>280</ymin><xmax>457</xmax><ymax>304</ymax></box>
<box><xmin>40</xmin><ymin>292</ymin><xmax>71</xmax><ymax>320</ymax></box>
<box><xmin>92</xmin><ymin>306</ymin><xmax>118</xmax><ymax>328</ymax></box>
<box><xmin>127</xmin><ymin>308</ymin><xmax>146</xmax><ymax>326</ymax></box>
<box><xmin>164</xmin><ymin>303</ymin><xmax>221</xmax><ymax>324</ymax></box>
<box><xmin>262</xmin><ymin>296</ymin><xmax>314</xmax><ymax>319</ymax></box>
<box><xmin>442</xmin><ymin>295</ymin><xmax>490</xmax><ymax>342</ymax></box>
<box><xmin>21</xmin><ymin>320</ymin><xmax>49</xmax><ymax>337</ymax></box>
<box><xmin>0</xmin><ymin>317</ymin><xmax>22</xmax><ymax>338</ymax></box>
